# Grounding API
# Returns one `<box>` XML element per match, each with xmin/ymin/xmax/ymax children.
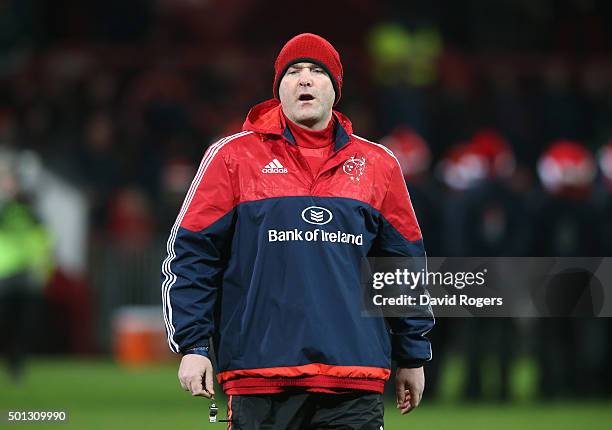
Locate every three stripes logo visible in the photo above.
<box><xmin>262</xmin><ymin>159</ymin><xmax>288</xmax><ymax>173</ymax></box>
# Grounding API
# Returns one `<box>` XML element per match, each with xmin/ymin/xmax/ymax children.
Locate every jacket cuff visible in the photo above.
<box><xmin>182</xmin><ymin>345</ymin><xmax>210</xmax><ymax>358</ymax></box>
<box><xmin>395</xmin><ymin>359</ymin><xmax>426</xmax><ymax>368</ymax></box>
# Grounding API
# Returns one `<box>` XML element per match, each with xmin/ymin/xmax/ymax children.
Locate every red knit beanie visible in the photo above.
<box><xmin>273</xmin><ymin>33</ymin><xmax>343</xmax><ymax>105</ymax></box>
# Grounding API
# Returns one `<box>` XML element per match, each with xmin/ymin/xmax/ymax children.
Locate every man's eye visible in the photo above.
<box><xmin>314</xmin><ymin>68</ymin><xmax>324</xmax><ymax>73</ymax></box>
<box><xmin>288</xmin><ymin>70</ymin><xmax>298</xmax><ymax>75</ymax></box>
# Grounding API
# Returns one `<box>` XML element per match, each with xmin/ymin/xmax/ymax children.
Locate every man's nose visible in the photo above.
<box><xmin>298</xmin><ymin>71</ymin><xmax>313</xmax><ymax>86</ymax></box>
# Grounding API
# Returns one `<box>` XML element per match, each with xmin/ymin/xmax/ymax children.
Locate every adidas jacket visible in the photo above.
<box><xmin>162</xmin><ymin>99</ymin><xmax>433</xmax><ymax>395</ymax></box>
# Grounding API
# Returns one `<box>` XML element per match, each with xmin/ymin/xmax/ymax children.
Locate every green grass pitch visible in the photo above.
<box><xmin>1</xmin><ymin>359</ymin><xmax>611</xmax><ymax>429</ymax></box>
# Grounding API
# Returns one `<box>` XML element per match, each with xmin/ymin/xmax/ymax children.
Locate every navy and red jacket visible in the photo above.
<box><xmin>162</xmin><ymin>99</ymin><xmax>433</xmax><ymax>395</ymax></box>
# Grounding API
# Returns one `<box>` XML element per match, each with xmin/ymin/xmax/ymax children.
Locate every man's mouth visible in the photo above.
<box><xmin>298</xmin><ymin>94</ymin><xmax>315</xmax><ymax>101</ymax></box>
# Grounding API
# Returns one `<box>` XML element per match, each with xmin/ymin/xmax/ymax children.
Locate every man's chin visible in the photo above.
<box><xmin>295</xmin><ymin>113</ymin><xmax>317</xmax><ymax>122</ymax></box>
<box><xmin>293</xmin><ymin>111</ymin><xmax>319</xmax><ymax>122</ymax></box>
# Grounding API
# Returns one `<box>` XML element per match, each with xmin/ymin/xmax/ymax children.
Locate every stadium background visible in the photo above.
<box><xmin>1</xmin><ymin>0</ymin><xmax>612</xmax><ymax>428</ymax></box>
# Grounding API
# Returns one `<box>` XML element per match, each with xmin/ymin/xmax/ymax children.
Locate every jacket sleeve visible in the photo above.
<box><xmin>372</xmin><ymin>159</ymin><xmax>434</xmax><ymax>368</ymax></box>
<box><xmin>161</xmin><ymin>142</ymin><xmax>236</xmax><ymax>355</ymax></box>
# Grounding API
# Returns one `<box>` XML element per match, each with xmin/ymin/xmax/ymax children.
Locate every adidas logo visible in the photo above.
<box><xmin>262</xmin><ymin>159</ymin><xmax>288</xmax><ymax>174</ymax></box>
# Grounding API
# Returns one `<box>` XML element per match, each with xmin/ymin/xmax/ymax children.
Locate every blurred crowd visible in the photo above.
<box><xmin>0</xmin><ymin>0</ymin><xmax>610</xmax><ymax>242</ymax></box>
<box><xmin>1</xmin><ymin>0</ymin><xmax>611</xmax><ymax>399</ymax></box>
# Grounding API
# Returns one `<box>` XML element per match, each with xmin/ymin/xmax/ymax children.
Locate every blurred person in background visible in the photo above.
<box><xmin>163</xmin><ymin>33</ymin><xmax>433</xmax><ymax>428</ymax></box>
<box><xmin>451</xmin><ymin>130</ymin><xmax>525</xmax><ymax>257</ymax></box>
<box><xmin>595</xmin><ymin>140</ymin><xmax>612</xmax><ymax>397</ymax></box>
<box><xmin>438</xmin><ymin>132</ymin><xmax>524</xmax><ymax>257</ymax></box>
<box><xmin>0</xmin><ymin>103</ymin><xmax>91</xmax><ymax>355</ymax></box>
<box><xmin>438</xmin><ymin>130</ymin><xmax>524</xmax><ymax>401</ymax></box>
<box><xmin>531</xmin><ymin>140</ymin><xmax>603</xmax><ymax>399</ymax></box>
<box><xmin>0</xmin><ymin>146</ymin><xmax>53</xmax><ymax>382</ymax></box>
<box><xmin>532</xmin><ymin>140</ymin><xmax>599</xmax><ymax>258</ymax></box>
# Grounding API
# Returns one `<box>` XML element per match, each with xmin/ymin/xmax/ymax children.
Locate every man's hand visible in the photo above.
<box><xmin>178</xmin><ymin>354</ymin><xmax>215</xmax><ymax>398</ymax></box>
<box><xmin>395</xmin><ymin>366</ymin><xmax>425</xmax><ymax>415</ymax></box>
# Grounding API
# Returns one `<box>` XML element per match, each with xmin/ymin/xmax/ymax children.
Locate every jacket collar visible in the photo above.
<box><xmin>243</xmin><ymin>99</ymin><xmax>352</xmax><ymax>152</ymax></box>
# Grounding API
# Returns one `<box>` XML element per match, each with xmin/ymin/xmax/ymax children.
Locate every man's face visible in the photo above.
<box><xmin>279</xmin><ymin>62</ymin><xmax>335</xmax><ymax>130</ymax></box>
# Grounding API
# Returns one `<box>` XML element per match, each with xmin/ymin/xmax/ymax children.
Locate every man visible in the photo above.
<box><xmin>162</xmin><ymin>33</ymin><xmax>433</xmax><ymax>428</ymax></box>
<box><xmin>0</xmin><ymin>147</ymin><xmax>53</xmax><ymax>382</ymax></box>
